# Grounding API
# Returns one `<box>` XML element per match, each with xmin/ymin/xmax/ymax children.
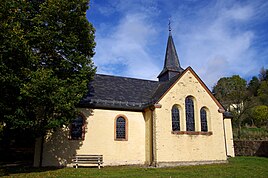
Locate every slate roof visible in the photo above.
<box><xmin>79</xmin><ymin>73</ymin><xmax>184</xmax><ymax>111</ymax></box>
<box><xmin>79</xmin><ymin>74</ymin><xmax>158</xmax><ymax>110</ymax></box>
<box><xmin>152</xmin><ymin>73</ymin><xmax>182</xmax><ymax>100</ymax></box>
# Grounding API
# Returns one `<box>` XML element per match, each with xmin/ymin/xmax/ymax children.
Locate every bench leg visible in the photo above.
<box><xmin>98</xmin><ymin>163</ymin><xmax>100</xmax><ymax>169</ymax></box>
<box><xmin>75</xmin><ymin>157</ymin><xmax>78</xmax><ymax>168</ymax></box>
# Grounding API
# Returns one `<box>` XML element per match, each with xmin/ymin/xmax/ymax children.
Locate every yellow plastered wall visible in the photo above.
<box><xmin>144</xmin><ymin>109</ymin><xmax>153</xmax><ymax>165</ymax></box>
<box><xmin>37</xmin><ymin>109</ymin><xmax>146</xmax><ymax>166</ymax></box>
<box><xmin>155</xmin><ymin>70</ymin><xmax>227</xmax><ymax>163</ymax></box>
<box><xmin>224</xmin><ymin>118</ymin><xmax>235</xmax><ymax>157</ymax></box>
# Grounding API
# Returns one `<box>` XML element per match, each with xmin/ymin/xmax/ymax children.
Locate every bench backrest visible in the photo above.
<box><xmin>73</xmin><ymin>155</ymin><xmax>103</xmax><ymax>163</ymax></box>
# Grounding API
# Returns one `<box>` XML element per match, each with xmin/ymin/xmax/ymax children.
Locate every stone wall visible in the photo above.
<box><xmin>234</xmin><ymin>140</ymin><xmax>268</xmax><ymax>157</ymax></box>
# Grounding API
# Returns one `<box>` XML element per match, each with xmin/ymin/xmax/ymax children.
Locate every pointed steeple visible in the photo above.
<box><xmin>157</xmin><ymin>24</ymin><xmax>184</xmax><ymax>82</ymax></box>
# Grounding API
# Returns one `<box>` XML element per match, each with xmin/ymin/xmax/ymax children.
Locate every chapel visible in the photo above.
<box><xmin>34</xmin><ymin>29</ymin><xmax>234</xmax><ymax>167</ymax></box>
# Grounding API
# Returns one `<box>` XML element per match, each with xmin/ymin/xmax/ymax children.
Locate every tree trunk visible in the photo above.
<box><xmin>251</xmin><ymin>119</ymin><xmax>255</xmax><ymax>127</ymax></box>
<box><xmin>39</xmin><ymin>134</ymin><xmax>44</xmax><ymax>167</ymax></box>
<box><xmin>37</xmin><ymin>106</ymin><xmax>46</xmax><ymax>168</ymax></box>
<box><xmin>238</xmin><ymin>119</ymin><xmax>242</xmax><ymax>139</ymax></box>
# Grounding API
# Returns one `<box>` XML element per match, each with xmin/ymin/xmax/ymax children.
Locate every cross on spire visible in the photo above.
<box><xmin>157</xmin><ymin>21</ymin><xmax>184</xmax><ymax>82</ymax></box>
<box><xmin>169</xmin><ymin>18</ymin><xmax>171</xmax><ymax>32</ymax></box>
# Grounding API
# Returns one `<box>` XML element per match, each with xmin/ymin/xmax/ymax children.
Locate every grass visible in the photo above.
<box><xmin>1</xmin><ymin>157</ymin><xmax>268</xmax><ymax>178</ymax></box>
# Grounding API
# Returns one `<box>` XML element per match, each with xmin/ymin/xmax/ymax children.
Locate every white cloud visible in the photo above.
<box><xmin>221</xmin><ymin>5</ymin><xmax>253</xmax><ymax>21</ymax></box>
<box><xmin>170</xmin><ymin>1</ymin><xmax>259</xmax><ymax>87</ymax></box>
<box><xmin>89</xmin><ymin>0</ymin><xmax>268</xmax><ymax>88</ymax></box>
<box><xmin>94</xmin><ymin>13</ymin><xmax>160</xmax><ymax>80</ymax></box>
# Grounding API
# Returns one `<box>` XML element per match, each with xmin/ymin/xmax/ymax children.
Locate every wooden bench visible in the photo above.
<box><xmin>72</xmin><ymin>155</ymin><xmax>103</xmax><ymax>169</ymax></box>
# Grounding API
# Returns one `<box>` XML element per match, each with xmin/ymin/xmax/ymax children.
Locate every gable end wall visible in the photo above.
<box><xmin>155</xmin><ymin>70</ymin><xmax>227</xmax><ymax>163</ymax></box>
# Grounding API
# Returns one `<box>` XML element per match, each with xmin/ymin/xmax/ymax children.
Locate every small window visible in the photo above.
<box><xmin>185</xmin><ymin>96</ymin><xmax>195</xmax><ymax>131</ymax></box>
<box><xmin>172</xmin><ymin>105</ymin><xmax>180</xmax><ymax>131</ymax></box>
<box><xmin>70</xmin><ymin>114</ymin><xmax>85</xmax><ymax>140</ymax></box>
<box><xmin>115</xmin><ymin>116</ymin><xmax>127</xmax><ymax>140</ymax></box>
<box><xmin>200</xmin><ymin>107</ymin><xmax>208</xmax><ymax>132</ymax></box>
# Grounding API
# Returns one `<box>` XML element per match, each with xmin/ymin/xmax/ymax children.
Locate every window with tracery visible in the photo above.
<box><xmin>172</xmin><ymin>105</ymin><xmax>180</xmax><ymax>131</ymax></box>
<box><xmin>115</xmin><ymin>116</ymin><xmax>127</xmax><ymax>140</ymax></box>
<box><xmin>185</xmin><ymin>97</ymin><xmax>195</xmax><ymax>131</ymax></box>
<box><xmin>200</xmin><ymin>107</ymin><xmax>208</xmax><ymax>132</ymax></box>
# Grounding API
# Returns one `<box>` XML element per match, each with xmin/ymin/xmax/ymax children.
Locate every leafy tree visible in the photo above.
<box><xmin>249</xmin><ymin>105</ymin><xmax>268</xmax><ymax>128</ymax></box>
<box><xmin>0</xmin><ymin>0</ymin><xmax>95</xmax><ymax>165</ymax></box>
<box><xmin>258</xmin><ymin>80</ymin><xmax>268</xmax><ymax>106</ymax></box>
<box><xmin>213</xmin><ymin>75</ymin><xmax>247</xmax><ymax>110</ymax></box>
<box><xmin>248</xmin><ymin>76</ymin><xmax>260</xmax><ymax>97</ymax></box>
<box><xmin>213</xmin><ymin>75</ymin><xmax>257</xmax><ymax>135</ymax></box>
<box><xmin>256</xmin><ymin>68</ymin><xmax>268</xmax><ymax>106</ymax></box>
<box><xmin>259</xmin><ymin>67</ymin><xmax>268</xmax><ymax>81</ymax></box>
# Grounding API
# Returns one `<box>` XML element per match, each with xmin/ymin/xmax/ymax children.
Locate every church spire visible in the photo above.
<box><xmin>157</xmin><ymin>22</ymin><xmax>184</xmax><ymax>82</ymax></box>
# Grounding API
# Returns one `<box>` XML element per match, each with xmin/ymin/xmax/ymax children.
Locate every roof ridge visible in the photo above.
<box><xmin>95</xmin><ymin>73</ymin><xmax>159</xmax><ymax>83</ymax></box>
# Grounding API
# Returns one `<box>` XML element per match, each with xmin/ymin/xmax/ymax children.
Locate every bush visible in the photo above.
<box><xmin>233</xmin><ymin>127</ymin><xmax>268</xmax><ymax>140</ymax></box>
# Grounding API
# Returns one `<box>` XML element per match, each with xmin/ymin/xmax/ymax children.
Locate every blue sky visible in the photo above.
<box><xmin>86</xmin><ymin>0</ymin><xmax>268</xmax><ymax>88</ymax></box>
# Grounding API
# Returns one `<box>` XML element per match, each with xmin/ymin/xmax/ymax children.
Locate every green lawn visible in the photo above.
<box><xmin>1</xmin><ymin>157</ymin><xmax>268</xmax><ymax>178</ymax></box>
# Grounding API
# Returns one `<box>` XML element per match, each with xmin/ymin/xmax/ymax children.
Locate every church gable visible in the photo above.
<box><xmin>155</xmin><ymin>67</ymin><xmax>225</xmax><ymax>136</ymax></box>
<box><xmin>153</xmin><ymin>67</ymin><xmax>229</xmax><ymax>163</ymax></box>
<box><xmin>156</xmin><ymin>67</ymin><xmax>224</xmax><ymax>111</ymax></box>
<box><xmin>156</xmin><ymin>67</ymin><xmax>224</xmax><ymax>135</ymax></box>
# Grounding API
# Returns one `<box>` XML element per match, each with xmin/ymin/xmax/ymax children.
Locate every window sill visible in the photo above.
<box><xmin>114</xmin><ymin>139</ymin><xmax>128</xmax><ymax>141</ymax></box>
<box><xmin>171</xmin><ymin>131</ymin><xmax>213</xmax><ymax>136</ymax></box>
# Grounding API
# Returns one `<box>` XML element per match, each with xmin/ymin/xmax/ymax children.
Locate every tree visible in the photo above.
<box><xmin>258</xmin><ymin>80</ymin><xmax>268</xmax><ymax>106</ymax></box>
<box><xmin>248</xmin><ymin>76</ymin><xmax>260</xmax><ymax>97</ymax></box>
<box><xmin>0</xmin><ymin>0</ymin><xmax>95</xmax><ymax>165</ymax></box>
<box><xmin>213</xmin><ymin>75</ymin><xmax>256</xmax><ymax>134</ymax></box>
<box><xmin>249</xmin><ymin>105</ymin><xmax>268</xmax><ymax>128</ymax></box>
<box><xmin>213</xmin><ymin>75</ymin><xmax>247</xmax><ymax>110</ymax></box>
<box><xmin>259</xmin><ymin>67</ymin><xmax>268</xmax><ymax>81</ymax></box>
<box><xmin>257</xmin><ymin>68</ymin><xmax>268</xmax><ymax>106</ymax></box>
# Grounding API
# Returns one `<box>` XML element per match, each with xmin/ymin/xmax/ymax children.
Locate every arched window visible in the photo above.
<box><xmin>70</xmin><ymin>114</ymin><xmax>85</xmax><ymax>140</ymax></box>
<box><xmin>200</xmin><ymin>107</ymin><xmax>208</xmax><ymax>132</ymax></box>
<box><xmin>185</xmin><ymin>96</ymin><xmax>195</xmax><ymax>131</ymax></box>
<box><xmin>115</xmin><ymin>116</ymin><xmax>127</xmax><ymax>140</ymax></box>
<box><xmin>172</xmin><ymin>105</ymin><xmax>180</xmax><ymax>131</ymax></box>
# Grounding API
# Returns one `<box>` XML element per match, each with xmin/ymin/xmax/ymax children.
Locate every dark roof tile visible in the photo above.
<box><xmin>79</xmin><ymin>74</ymin><xmax>160</xmax><ymax>110</ymax></box>
<box><xmin>152</xmin><ymin>73</ymin><xmax>182</xmax><ymax>101</ymax></box>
